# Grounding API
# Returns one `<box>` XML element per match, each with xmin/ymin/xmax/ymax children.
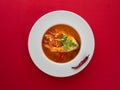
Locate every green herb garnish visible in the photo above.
<box><xmin>68</xmin><ymin>40</ymin><xmax>76</xmax><ymax>47</ymax></box>
<box><xmin>61</xmin><ymin>34</ymin><xmax>67</xmax><ymax>43</ymax></box>
<box><xmin>61</xmin><ymin>35</ymin><xmax>77</xmax><ymax>50</ymax></box>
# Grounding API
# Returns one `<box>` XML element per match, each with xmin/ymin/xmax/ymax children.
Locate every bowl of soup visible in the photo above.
<box><xmin>42</xmin><ymin>24</ymin><xmax>81</xmax><ymax>63</ymax></box>
<box><xmin>28</xmin><ymin>10</ymin><xmax>95</xmax><ymax>77</ymax></box>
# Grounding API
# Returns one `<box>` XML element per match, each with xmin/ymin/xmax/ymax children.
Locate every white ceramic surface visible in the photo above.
<box><xmin>28</xmin><ymin>10</ymin><xmax>95</xmax><ymax>77</ymax></box>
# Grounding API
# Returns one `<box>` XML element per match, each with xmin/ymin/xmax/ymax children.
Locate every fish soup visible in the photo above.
<box><xmin>42</xmin><ymin>24</ymin><xmax>81</xmax><ymax>63</ymax></box>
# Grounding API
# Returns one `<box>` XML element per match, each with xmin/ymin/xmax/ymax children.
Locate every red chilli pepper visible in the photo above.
<box><xmin>58</xmin><ymin>53</ymin><xmax>65</xmax><ymax>61</ymax></box>
<box><xmin>72</xmin><ymin>55</ymin><xmax>89</xmax><ymax>69</ymax></box>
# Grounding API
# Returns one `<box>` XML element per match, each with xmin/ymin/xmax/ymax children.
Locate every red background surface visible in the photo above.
<box><xmin>0</xmin><ymin>0</ymin><xmax>120</xmax><ymax>90</ymax></box>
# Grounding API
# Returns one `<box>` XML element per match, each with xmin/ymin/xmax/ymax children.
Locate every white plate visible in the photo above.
<box><xmin>28</xmin><ymin>10</ymin><xmax>95</xmax><ymax>77</ymax></box>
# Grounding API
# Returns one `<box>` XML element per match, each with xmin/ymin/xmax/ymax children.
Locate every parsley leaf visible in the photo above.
<box><xmin>69</xmin><ymin>40</ymin><xmax>76</xmax><ymax>47</ymax></box>
<box><xmin>61</xmin><ymin>35</ymin><xmax>77</xmax><ymax>50</ymax></box>
<box><xmin>61</xmin><ymin>34</ymin><xmax>67</xmax><ymax>43</ymax></box>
